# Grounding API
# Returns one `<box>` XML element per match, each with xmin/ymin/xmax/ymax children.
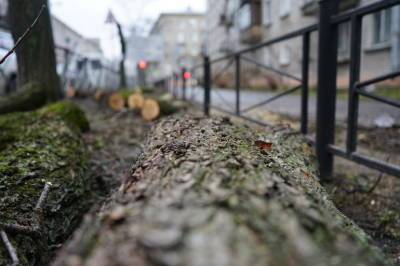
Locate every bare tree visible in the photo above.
<box><xmin>0</xmin><ymin>0</ymin><xmax>61</xmax><ymax>114</ymax></box>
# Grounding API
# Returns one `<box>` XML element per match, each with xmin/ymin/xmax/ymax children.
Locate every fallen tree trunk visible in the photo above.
<box><xmin>0</xmin><ymin>82</ymin><xmax>47</xmax><ymax>115</ymax></box>
<box><xmin>53</xmin><ymin>115</ymin><xmax>387</xmax><ymax>266</ymax></box>
<box><xmin>140</xmin><ymin>94</ymin><xmax>184</xmax><ymax>121</ymax></box>
<box><xmin>0</xmin><ymin>102</ymin><xmax>92</xmax><ymax>265</ymax></box>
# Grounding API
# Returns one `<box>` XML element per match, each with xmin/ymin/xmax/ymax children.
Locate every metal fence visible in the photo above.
<box><xmin>158</xmin><ymin>0</ymin><xmax>400</xmax><ymax>179</ymax></box>
<box><xmin>55</xmin><ymin>46</ymin><xmax>121</xmax><ymax>92</ymax></box>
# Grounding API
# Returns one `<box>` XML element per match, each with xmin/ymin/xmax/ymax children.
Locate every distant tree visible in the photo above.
<box><xmin>106</xmin><ymin>10</ymin><xmax>127</xmax><ymax>89</ymax></box>
<box><xmin>2</xmin><ymin>0</ymin><xmax>61</xmax><ymax>112</ymax></box>
<box><xmin>116</xmin><ymin>23</ymin><xmax>127</xmax><ymax>89</ymax></box>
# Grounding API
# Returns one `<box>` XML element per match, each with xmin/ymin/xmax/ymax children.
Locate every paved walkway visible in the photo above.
<box><xmin>185</xmin><ymin>87</ymin><xmax>400</xmax><ymax>128</ymax></box>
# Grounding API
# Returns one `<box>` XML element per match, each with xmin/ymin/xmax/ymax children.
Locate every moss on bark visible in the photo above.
<box><xmin>53</xmin><ymin>115</ymin><xmax>389</xmax><ymax>266</ymax></box>
<box><xmin>0</xmin><ymin>102</ymin><xmax>91</xmax><ymax>265</ymax></box>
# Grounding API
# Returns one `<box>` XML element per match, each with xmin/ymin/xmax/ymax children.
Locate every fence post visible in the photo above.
<box><xmin>182</xmin><ymin>67</ymin><xmax>187</xmax><ymax>100</ymax></box>
<box><xmin>346</xmin><ymin>15</ymin><xmax>363</xmax><ymax>154</ymax></box>
<box><xmin>301</xmin><ymin>32</ymin><xmax>310</xmax><ymax>135</ymax></box>
<box><xmin>316</xmin><ymin>0</ymin><xmax>339</xmax><ymax>180</ymax></box>
<box><xmin>235</xmin><ymin>54</ymin><xmax>241</xmax><ymax>115</ymax></box>
<box><xmin>204</xmin><ymin>56</ymin><xmax>211</xmax><ymax>116</ymax></box>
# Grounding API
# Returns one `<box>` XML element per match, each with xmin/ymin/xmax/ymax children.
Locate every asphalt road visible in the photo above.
<box><xmin>184</xmin><ymin>87</ymin><xmax>400</xmax><ymax>128</ymax></box>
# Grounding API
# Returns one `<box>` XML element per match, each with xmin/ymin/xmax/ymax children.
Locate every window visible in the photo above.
<box><xmin>338</xmin><ymin>22</ymin><xmax>350</xmax><ymax>56</ymax></box>
<box><xmin>280</xmin><ymin>0</ymin><xmax>291</xmax><ymax>18</ymax></box>
<box><xmin>192</xmin><ymin>34</ymin><xmax>199</xmax><ymax>43</ymax></box>
<box><xmin>238</xmin><ymin>4</ymin><xmax>251</xmax><ymax>30</ymax></box>
<box><xmin>190</xmin><ymin>19</ymin><xmax>198</xmax><ymax>28</ymax></box>
<box><xmin>279</xmin><ymin>45</ymin><xmax>291</xmax><ymax>66</ymax></box>
<box><xmin>373</xmin><ymin>9</ymin><xmax>392</xmax><ymax>45</ymax></box>
<box><xmin>178</xmin><ymin>33</ymin><xmax>185</xmax><ymax>43</ymax></box>
<box><xmin>263</xmin><ymin>0</ymin><xmax>272</xmax><ymax>26</ymax></box>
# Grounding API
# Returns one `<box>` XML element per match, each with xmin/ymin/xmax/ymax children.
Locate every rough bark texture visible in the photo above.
<box><xmin>0</xmin><ymin>102</ymin><xmax>90</xmax><ymax>265</ymax></box>
<box><xmin>7</xmin><ymin>0</ymin><xmax>61</xmax><ymax>101</ymax></box>
<box><xmin>0</xmin><ymin>82</ymin><xmax>46</xmax><ymax>115</ymax></box>
<box><xmin>53</xmin><ymin>115</ymin><xmax>388</xmax><ymax>266</ymax></box>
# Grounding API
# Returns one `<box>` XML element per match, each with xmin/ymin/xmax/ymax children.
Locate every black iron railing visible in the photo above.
<box><xmin>158</xmin><ymin>0</ymin><xmax>400</xmax><ymax>179</ymax></box>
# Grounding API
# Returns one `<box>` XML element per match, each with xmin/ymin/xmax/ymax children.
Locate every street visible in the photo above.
<box><xmin>186</xmin><ymin>87</ymin><xmax>400</xmax><ymax>128</ymax></box>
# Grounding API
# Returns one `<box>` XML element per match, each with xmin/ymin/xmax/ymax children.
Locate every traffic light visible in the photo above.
<box><xmin>183</xmin><ymin>71</ymin><xmax>191</xmax><ymax>80</ymax></box>
<box><xmin>138</xmin><ymin>60</ymin><xmax>147</xmax><ymax>70</ymax></box>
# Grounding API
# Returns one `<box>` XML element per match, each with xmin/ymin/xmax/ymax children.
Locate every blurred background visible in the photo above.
<box><xmin>0</xmin><ymin>0</ymin><xmax>206</xmax><ymax>92</ymax></box>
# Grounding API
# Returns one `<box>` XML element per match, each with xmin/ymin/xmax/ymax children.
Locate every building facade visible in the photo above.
<box><xmin>149</xmin><ymin>12</ymin><xmax>206</xmax><ymax>80</ymax></box>
<box><xmin>126</xmin><ymin>29</ymin><xmax>164</xmax><ymax>84</ymax></box>
<box><xmin>206</xmin><ymin>0</ymin><xmax>400</xmax><ymax>89</ymax></box>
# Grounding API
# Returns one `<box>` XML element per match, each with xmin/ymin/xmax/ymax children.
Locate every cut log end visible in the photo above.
<box><xmin>66</xmin><ymin>87</ymin><xmax>76</xmax><ymax>99</ymax></box>
<box><xmin>141</xmin><ymin>98</ymin><xmax>160</xmax><ymax>121</ymax></box>
<box><xmin>128</xmin><ymin>93</ymin><xmax>144</xmax><ymax>110</ymax></box>
<box><xmin>108</xmin><ymin>93</ymin><xmax>125</xmax><ymax>111</ymax></box>
<box><xmin>94</xmin><ymin>91</ymin><xmax>104</xmax><ymax>102</ymax></box>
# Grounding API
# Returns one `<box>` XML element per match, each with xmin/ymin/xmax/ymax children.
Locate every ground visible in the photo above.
<box><xmin>186</xmin><ymin>87</ymin><xmax>400</xmax><ymax>128</ymax></box>
<box><xmin>73</xmin><ymin>99</ymin><xmax>151</xmax><ymax>206</ymax></box>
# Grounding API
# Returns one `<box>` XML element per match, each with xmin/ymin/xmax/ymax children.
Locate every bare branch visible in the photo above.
<box><xmin>0</xmin><ymin>230</ymin><xmax>20</xmax><ymax>266</ymax></box>
<box><xmin>0</xmin><ymin>5</ymin><xmax>46</xmax><ymax>65</ymax></box>
<box><xmin>0</xmin><ymin>182</ymin><xmax>52</xmax><ymax>238</ymax></box>
<box><xmin>34</xmin><ymin>182</ymin><xmax>52</xmax><ymax>227</ymax></box>
<box><xmin>35</xmin><ymin>182</ymin><xmax>52</xmax><ymax>211</ymax></box>
<box><xmin>0</xmin><ymin>222</ymin><xmax>40</xmax><ymax>236</ymax></box>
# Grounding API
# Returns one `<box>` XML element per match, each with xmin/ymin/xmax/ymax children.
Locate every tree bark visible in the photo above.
<box><xmin>53</xmin><ymin>115</ymin><xmax>388</xmax><ymax>266</ymax></box>
<box><xmin>7</xmin><ymin>0</ymin><xmax>61</xmax><ymax>101</ymax></box>
<box><xmin>0</xmin><ymin>82</ymin><xmax>46</xmax><ymax>114</ymax></box>
<box><xmin>0</xmin><ymin>102</ymin><xmax>90</xmax><ymax>265</ymax></box>
<box><xmin>116</xmin><ymin>23</ymin><xmax>127</xmax><ymax>89</ymax></box>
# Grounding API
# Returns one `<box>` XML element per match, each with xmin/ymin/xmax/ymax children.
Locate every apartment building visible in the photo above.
<box><xmin>206</xmin><ymin>0</ymin><xmax>400</xmax><ymax>88</ymax></box>
<box><xmin>149</xmin><ymin>12</ymin><xmax>205</xmax><ymax>80</ymax></box>
<box><xmin>127</xmin><ymin>29</ymin><xmax>164</xmax><ymax>83</ymax></box>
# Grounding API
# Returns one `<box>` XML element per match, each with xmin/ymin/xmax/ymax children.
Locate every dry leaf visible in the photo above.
<box><xmin>255</xmin><ymin>140</ymin><xmax>273</xmax><ymax>152</ymax></box>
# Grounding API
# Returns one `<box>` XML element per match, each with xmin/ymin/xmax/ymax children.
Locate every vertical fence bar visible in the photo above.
<box><xmin>235</xmin><ymin>54</ymin><xmax>241</xmax><ymax>115</ymax></box>
<box><xmin>301</xmin><ymin>32</ymin><xmax>310</xmax><ymax>135</ymax></box>
<box><xmin>316</xmin><ymin>0</ymin><xmax>339</xmax><ymax>179</ymax></box>
<box><xmin>182</xmin><ymin>68</ymin><xmax>187</xmax><ymax>101</ymax></box>
<box><xmin>346</xmin><ymin>15</ymin><xmax>363</xmax><ymax>153</ymax></box>
<box><xmin>204</xmin><ymin>56</ymin><xmax>211</xmax><ymax>116</ymax></box>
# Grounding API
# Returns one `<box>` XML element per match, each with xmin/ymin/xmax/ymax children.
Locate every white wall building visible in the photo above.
<box><xmin>149</xmin><ymin>12</ymin><xmax>206</xmax><ymax>79</ymax></box>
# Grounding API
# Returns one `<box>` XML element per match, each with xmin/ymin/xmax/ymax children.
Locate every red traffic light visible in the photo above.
<box><xmin>183</xmin><ymin>71</ymin><xmax>191</xmax><ymax>80</ymax></box>
<box><xmin>138</xmin><ymin>60</ymin><xmax>147</xmax><ymax>70</ymax></box>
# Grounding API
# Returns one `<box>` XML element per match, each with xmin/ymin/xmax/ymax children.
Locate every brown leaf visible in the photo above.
<box><xmin>254</xmin><ymin>140</ymin><xmax>273</xmax><ymax>152</ymax></box>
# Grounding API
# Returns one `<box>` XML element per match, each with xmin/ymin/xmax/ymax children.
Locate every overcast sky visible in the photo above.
<box><xmin>49</xmin><ymin>0</ymin><xmax>206</xmax><ymax>58</ymax></box>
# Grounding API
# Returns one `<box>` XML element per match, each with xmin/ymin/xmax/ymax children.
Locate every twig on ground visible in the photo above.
<box><xmin>0</xmin><ymin>5</ymin><xmax>46</xmax><ymax>65</ymax></box>
<box><xmin>35</xmin><ymin>182</ymin><xmax>51</xmax><ymax>210</ymax></box>
<box><xmin>1</xmin><ymin>230</ymin><xmax>20</xmax><ymax>266</ymax></box>
<box><xmin>0</xmin><ymin>223</ymin><xmax>39</xmax><ymax>236</ymax></box>
<box><xmin>0</xmin><ymin>182</ymin><xmax>52</xmax><ymax>237</ymax></box>
<box><xmin>34</xmin><ymin>182</ymin><xmax>52</xmax><ymax>226</ymax></box>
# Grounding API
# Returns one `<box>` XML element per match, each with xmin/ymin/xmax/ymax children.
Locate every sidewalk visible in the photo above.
<box><xmin>186</xmin><ymin>87</ymin><xmax>400</xmax><ymax>128</ymax></box>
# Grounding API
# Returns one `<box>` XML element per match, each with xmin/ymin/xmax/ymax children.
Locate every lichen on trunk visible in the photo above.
<box><xmin>0</xmin><ymin>102</ymin><xmax>91</xmax><ymax>265</ymax></box>
<box><xmin>53</xmin><ymin>115</ymin><xmax>388</xmax><ymax>266</ymax></box>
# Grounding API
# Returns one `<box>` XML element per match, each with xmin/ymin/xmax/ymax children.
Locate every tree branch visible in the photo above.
<box><xmin>0</xmin><ymin>230</ymin><xmax>20</xmax><ymax>266</ymax></box>
<box><xmin>0</xmin><ymin>5</ymin><xmax>46</xmax><ymax>65</ymax></box>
